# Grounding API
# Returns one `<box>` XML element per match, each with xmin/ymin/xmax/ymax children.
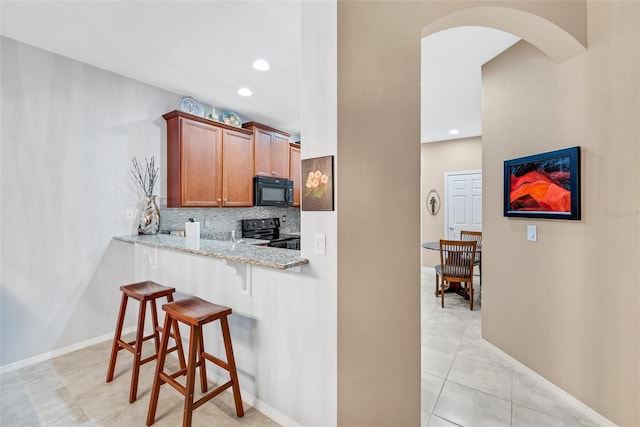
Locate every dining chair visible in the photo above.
<box><xmin>460</xmin><ymin>230</ymin><xmax>482</xmax><ymax>281</ymax></box>
<box><xmin>435</xmin><ymin>239</ymin><xmax>477</xmax><ymax>310</ymax></box>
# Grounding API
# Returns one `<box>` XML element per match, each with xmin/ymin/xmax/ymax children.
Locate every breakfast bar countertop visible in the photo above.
<box><xmin>114</xmin><ymin>234</ymin><xmax>309</xmax><ymax>270</ymax></box>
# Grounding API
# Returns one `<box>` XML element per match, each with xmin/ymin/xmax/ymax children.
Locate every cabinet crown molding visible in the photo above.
<box><xmin>163</xmin><ymin>110</ymin><xmax>253</xmax><ymax>135</ymax></box>
<box><xmin>242</xmin><ymin>121</ymin><xmax>292</xmax><ymax>137</ymax></box>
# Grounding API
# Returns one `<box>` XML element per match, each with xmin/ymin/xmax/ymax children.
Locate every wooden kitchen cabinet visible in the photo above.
<box><xmin>243</xmin><ymin>122</ymin><xmax>291</xmax><ymax>179</ymax></box>
<box><xmin>164</xmin><ymin>110</ymin><xmax>254</xmax><ymax>207</ymax></box>
<box><xmin>289</xmin><ymin>143</ymin><xmax>301</xmax><ymax>207</ymax></box>
<box><xmin>222</xmin><ymin>128</ymin><xmax>254</xmax><ymax>207</ymax></box>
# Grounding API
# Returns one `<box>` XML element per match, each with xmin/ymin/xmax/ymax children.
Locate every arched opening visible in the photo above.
<box><xmin>421</xmin><ymin>6</ymin><xmax>586</xmax><ymax>62</ymax></box>
<box><xmin>418</xmin><ymin>6</ymin><xmax>592</xmax><ymax>426</ymax></box>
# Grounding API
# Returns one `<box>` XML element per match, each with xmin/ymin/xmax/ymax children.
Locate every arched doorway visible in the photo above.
<box><xmin>418</xmin><ymin>7</ymin><xmax>587</xmax><ymax>426</ymax></box>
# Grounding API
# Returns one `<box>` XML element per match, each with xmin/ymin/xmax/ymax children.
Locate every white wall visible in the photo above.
<box><xmin>0</xmin><ymin>36</ymin><xmax>175</xmax><ymax>366</ymax></box>
<box><xmin>299</xmin><ymin>1</ymin><xmax>338</xmax><ymax>425</ymax></box>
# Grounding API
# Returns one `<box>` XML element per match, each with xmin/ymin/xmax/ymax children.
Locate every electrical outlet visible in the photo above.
<box><xmin>314</xmin><ymin>233</ymin><xmax>326</xmax><ymax>255</ymax></box>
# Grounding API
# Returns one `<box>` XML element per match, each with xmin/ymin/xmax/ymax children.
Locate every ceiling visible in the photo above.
<box><xmin>1</xmin><ymin>2</ymin><xmax>518</xmax><ymax>142</ymax></box>
<box><xmin>422</xmin><ymin>27</ymin><xmax>519</xmax><ymax>143</ymax></box>
<box><xmin>1</xmin><ymin>1</ymin><xmax>302</xmax><ymax>134</ymax></box>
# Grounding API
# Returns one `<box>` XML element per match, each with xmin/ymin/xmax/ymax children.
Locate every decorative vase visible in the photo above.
<box><xmin>209</xmin><ymin>107</ymin><xmax>219</xmax><ymax>122</ymax></box>
<box><xmin>139</xmin><ymin>195</ymin><xmax>160</xmax><ymax>235</ymax></box>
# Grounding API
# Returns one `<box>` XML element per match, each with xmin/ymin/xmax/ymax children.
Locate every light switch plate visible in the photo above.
<box><xmin>314</xmin><ymin>233</ymin><xmax>326</xmax><ymax>255</ymax></box>
<box><xmin>527</xmin><ymin>225</ymin><xmax>537</xmax><ymax>242</ymax></box>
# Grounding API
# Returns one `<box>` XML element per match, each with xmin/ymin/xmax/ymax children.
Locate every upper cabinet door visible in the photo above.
<box><xmin>254</xmin><ymin>128</ymin><xmax>273</xmax><ymax>177</ymax></box>
<box><xmin>222</xmin><ymin>129</ymin><xmax>255</xmax><ymax>207</ymax></box>
<box><xmin>271</xmin><ymin>133</ymin><xmax>291</xmax><ymax>179</ymax></box>
<box><xmin>164</xmin><ymin>110</ymin><xmax>254</xmax><ymax>208</ymax></box>
<box><xmin>289</xmin><ymin>144</ymin><xmax>301</xmax><ymax>207</ymax></box>
<box><xmin>180</xmin><ymin>119</ymin><xmax>222</xmax><ymax>207</ymax></box>
<box><xmin>244</xmin><ymin>122</ymin><xmax>292</xmax><ymax>179</ymax></box>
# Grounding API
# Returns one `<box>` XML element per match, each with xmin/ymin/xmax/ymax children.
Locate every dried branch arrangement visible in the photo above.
<box><xmin>131</xmin><ymin>156</ymin><xmax>159</xmax><ymax>197</ymax></box>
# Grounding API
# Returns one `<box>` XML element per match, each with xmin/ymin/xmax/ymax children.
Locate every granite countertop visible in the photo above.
<box><xmin>114</xmin><ymin>234</ymin><xmax>309</xmax><ymax>270</ymax></box>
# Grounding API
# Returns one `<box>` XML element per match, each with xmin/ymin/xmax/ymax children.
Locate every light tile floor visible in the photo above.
<box><xmin>0</xmin><ymin>336</ymin><xmax>278</xmax><ymax>426</ymax></box>
<box><xmin>420</xmin><ymin>267</ymin><xmax>602</xmax><ymax>427</ymax></box>
<box><xmin>0</xmin><ymin>270</ymin><xmax>603</xmax><ymax>426</ymax></box>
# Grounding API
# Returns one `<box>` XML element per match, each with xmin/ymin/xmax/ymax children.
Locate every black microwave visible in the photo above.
<box><xmin>254</xmin><ymin>176</ymin><xmax>294</xmax><ymax>207</ymax></box>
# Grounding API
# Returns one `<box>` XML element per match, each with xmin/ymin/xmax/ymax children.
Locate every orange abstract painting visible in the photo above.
<box><xmin>504</xmin><ymin>147</ymin><xmax>580</xmax><ymax>220</ymax></box>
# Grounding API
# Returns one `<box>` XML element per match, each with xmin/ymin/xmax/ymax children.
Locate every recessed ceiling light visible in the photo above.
<box><xmin>238</xmin><ymin>87</ymin><xmax>253</xmax><ymax>97</ymax></box>
<box><xmin>252</xmin><ymin>59</ymin><xmax>270</xmax><ymax>71</ymax></box>
<box><xmin>449</xmin><ymin>129</ymin><xmax>460</xmax><ymax>135</ymax></box>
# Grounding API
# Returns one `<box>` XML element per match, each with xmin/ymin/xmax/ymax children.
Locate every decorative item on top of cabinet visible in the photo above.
<box><xmin>178</xmin><ymin>96</ymin><xmax>205</xmax><ymax>117</ymax></box>
<box><xmin>163</xmin><ymin>110</ymin><xmax>254</xmax><ymax>208</ymax></box>
<box><xmin>289</xmin><ymin>143</ymin><xmax>301</xmax><ymax>207</ymax></box>
<box><xmin>208</xmin><ymin>107</ymin><xmax>219</xmax><ymax>122</ymax></box>
<box><xmin>243</xmin><ymin>122</ymin><xmax>292</xmax><ymax>179</ymax></box>
<box><xmin>221</xmin><ymin>110</ymin><xmax>242</xmax><ymax>127</ymax></box>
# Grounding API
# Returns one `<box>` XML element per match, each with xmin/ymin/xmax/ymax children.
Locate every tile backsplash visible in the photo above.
<box><xmin>160</xmin><ymin>206</ymin><xmax>300</xmax><ymax>240</ymax></box>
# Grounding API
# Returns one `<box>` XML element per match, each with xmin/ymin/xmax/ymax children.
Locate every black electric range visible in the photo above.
<box><xmin>241</xmin><ymin>218</ymin><xmax>300</xmax><ymax>250</ymax></box>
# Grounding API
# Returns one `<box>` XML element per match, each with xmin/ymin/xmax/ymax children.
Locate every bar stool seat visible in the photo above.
<box><xmin>106</xmin><ymin>281</ymin><xmax>186</xmax><ymax>403</ymax></box>
<box><xmin>146</xmin><ymin>296</ymin><xmax>244</xmax><ymax>427</ymax></box>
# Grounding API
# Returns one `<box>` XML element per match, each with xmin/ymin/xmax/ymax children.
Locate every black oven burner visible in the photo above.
<box><xmin>241</xmin><ymin>218</ymin><xmax>300</xmax><ymax>250</ymax></box>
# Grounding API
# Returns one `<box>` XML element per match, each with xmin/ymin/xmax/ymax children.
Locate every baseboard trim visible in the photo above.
<box><xmin>0</xmin><ymin>327</ymin><xmax>135</xmax><ymax>376</ymax></box>
<box><xmin>480</xmin><ymin>338</ymin><xmax>616</xmax><ymax>427</ymax></box>
<box><xmin>208</xmin><ymin>372</ymin><xmax>301</xmax><ymax>426</ymax></box>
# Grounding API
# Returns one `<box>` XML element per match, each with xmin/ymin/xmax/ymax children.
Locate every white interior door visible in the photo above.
<box><xmin>445</xmin><ymin>171</ymin><xmax>482</xmax><ymax>239</ymax></box>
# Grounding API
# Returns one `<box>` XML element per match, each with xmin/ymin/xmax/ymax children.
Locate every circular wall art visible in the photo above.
<box><xmin>427</xmin><ymin>190</ymin><xmax>441</xmax><ymax>215</ymax></box>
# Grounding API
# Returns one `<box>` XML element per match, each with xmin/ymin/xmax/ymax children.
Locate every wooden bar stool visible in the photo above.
<box><xmin>106</xmin><ymin>281</ymin><xmax>186</xmax><ymax>403</ymax></box>
<box><xmin>146</xmin><ymin>296</ymin><xmax>244</xmax><ymax>427</ymax></box>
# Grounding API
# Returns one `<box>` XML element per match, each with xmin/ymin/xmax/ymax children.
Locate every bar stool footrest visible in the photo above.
<box><xmin>193</xmin><ymin>381</ymin><xmax>233</xmax><ymax>411</ymax></box>
<box><xmin>202</xmin><ymin>352</ymin><xmax>229</xmax><ymax>371</ymax></box>
<box><xmin>159</xmin><ymin>372</ymin><xmax>187</xmax><ymax>395</ymax></box>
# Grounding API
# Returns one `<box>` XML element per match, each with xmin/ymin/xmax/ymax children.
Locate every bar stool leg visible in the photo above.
<box><xmin>106</xmin><ymin>293</ymin><xmax>128</xmax><ymax>383</ymax></box>
<box><xmin>130</xmin><ymin>298</ymin><xmax>148</xmax><ymax>403</ymax></box>
<box><xmin>146</xmin><ymin>314</ymin><xmax>171</xmax><ymax>427</ymax></box>
<box><xmin>167</xmin><ymin>293</ymin><xmax>187</xmax><ymax>371</ymax></box>
<box><xmin>150</xmin><ymin>300</ymin><xmax>161</xmax><ymax>355</ymax></box>
<box><xmin>173</xmin><ymin>319</ymin><xmax>187</xmax><ymax>370</ymax></box>
<box><xmin>221</xmin><ymin>316</ymin><xmax>244</xmax><ymax>417</ymax></box>
<box><xmin>197</xmin><ymin>330</ymin><xmax>208</xmax><ymax>393</ymax></box>
<box><xmin>183</xmin><ymin>325</ymin><xmax>201</xmax><ymax>427</ymax></box>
